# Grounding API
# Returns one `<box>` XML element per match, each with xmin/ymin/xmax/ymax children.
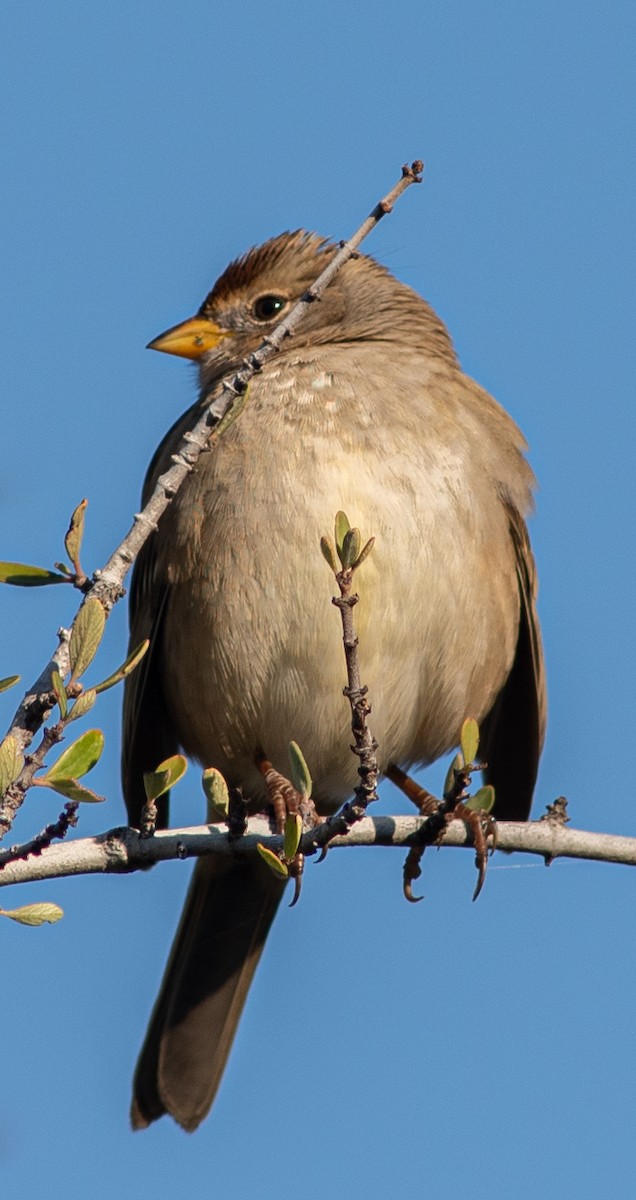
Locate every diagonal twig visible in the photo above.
<box><xmin>0</xmin><ymin>160</ymin><xmax>424</xmax><ymax>841</ymax></box>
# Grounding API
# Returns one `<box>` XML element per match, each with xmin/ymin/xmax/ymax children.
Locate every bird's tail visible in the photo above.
<box><xmin>131</xmin><ymin>855</ymin><xmax>286</xmax><ymax>1131</ymax></box>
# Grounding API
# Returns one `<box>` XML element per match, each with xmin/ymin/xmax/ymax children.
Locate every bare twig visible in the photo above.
<box><xmin>0</xmin><ymin>161</ymin><xmax>424</xmax><ymax>841</ymax></box>
<box><xmin>0</xmin><ymin>803</ymin><xmax>78</xmax><ymax>870</ymax></box>
<box><xmin>0</xmin><ymin>694</ymin><xmax>69</xmax><ymax>839</ymax></box>
<box><xmin>314</xmin><ymin>566</ymin><xmax>380</xmax><ymax>853</ymax></box>
<box><xmin>1</xmin><ymin>814</ymin><xmax>636</xmax><ymax>888</ymax></box>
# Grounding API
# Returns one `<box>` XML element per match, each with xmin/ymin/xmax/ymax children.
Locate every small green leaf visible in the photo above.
<box><xmin>0</xmin><ymin>562</ymin><xmax>68</xmax><ymax>586</ymax></box>
<box><xmin>39</xmin><ymin>777</ymin><xmax>105</xmax><ymax>803</ymax></box>
<box><xmin>0</xmin><ymin>674</ymin><xmax>20</xmax><ymax>694</ymax></box>
<box><xmin>66</xmin><ymin>689</ymin><xmax>97</xmax><ymax>722</ymax></box>
<box><xmin>319</xmin><ymin>535</ymin><xmax>338</xmax><ymax>573</ymax></box>
<box><xmin>93</xmin><ymin>640</ymin><xmax>149</xmax><ymax>694</ymax></box>
<box><xmin>0</xmin><ymin>735</ymin><xmax>25</xmax><ymax>795</ymax></box>
<box><xmin>352</xmin><ymin>536</ymin><xmax>375</xmax><ymax>570</ymax></box>
<box><xmin>44</xmin><ymin>728</ymin><xmax>104</xmax><ymax>782</ymax></box>
<box><xmin>69</xmin><ymin>599</ymin><xmax>106</xmax><ymax>681</ymax></box>
<box><xmin>460</xmin><ymin>718</ymin><xmax>480</xmax><ymax>766</ymax></box>
<box><xmin>256</xmin><ymin>843</ymin><xmax>289</xmax><ymax>878</ymax></box>
<box><xmin>443</xmin><ymin>752</ymin><xmax>464</xmax><ymax>797</ymax></box>
<box><xmin>50</xmin><ymin>669</ymin><xmax>68</xmax><ymax>719</ymax></box>
<box><xmin>143</xmin><ymin>754</ymin><xmax>187</xmax><ymax>802</ymax></box>
<box><xmin>283</xmin><ymin>813</ymin><xmax>303</xmax><ymax>861</ymax></box>
<box><xmin>64</xmin><ymin>498</ymin><xmax>88</xmax><ymax>573</ymax></box>
<box><xmin>334</xmin><ymin>511</ymin><xmax>351</xmax><ymax>559</ymax></box>
<box><xmin>53</xmin><ymin>561</ymin><xmax>73</xmax><ymax>576</ymax></box>
<box><xmin>202</xmin><ymin>767</ymin><xmax>230</xmax><ymax>819</ymax></box>
<box><xmin>0</xmin><ymin>902</ymin><xmax>64</xmax><ymax>926</ymax></box>
<box><xmin>465</xmin><ymin>785</ymin><xmax>496</xmax><ymax>814</ymax></box>
<box><xmin>288</xmin><ymin>741</ymin><xmax>312</xmax><ymax>798</ymax></box>
<box><xmin>341</xmin><ymin>527</ymin><xmax>361</xmax><ymax>569</ymax></box>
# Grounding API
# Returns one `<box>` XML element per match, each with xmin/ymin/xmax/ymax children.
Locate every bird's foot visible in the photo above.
<box><xmin>387</xmin><ymin>761</ymin><xmax>496</xmax><ymax>902</ymax></box>
<box><xmin>256</xmin><ymin>755</ymin><xmax>319</xmax><ymax>832</ymax></box>
<box><xmin>449</xmin><ymin>802</ymin><xmax>498</xmax><ymax>901</ymax></box>
<box><xmin>255</xmin><ymin>753</ymin><xmax>320</xmax><ymax>905</ymax></box>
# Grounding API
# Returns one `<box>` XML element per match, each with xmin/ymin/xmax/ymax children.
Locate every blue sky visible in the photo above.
<box><xmin>2</xmin><ymin>2</ymin><xmax>635</xmax><ymax>1196</ymax></box>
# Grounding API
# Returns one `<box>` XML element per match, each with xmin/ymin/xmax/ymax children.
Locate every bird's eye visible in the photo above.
<box><xmin>252</xmin><ymin>294</ymin><xmax>287</xmax><ymax>321</ymax></box>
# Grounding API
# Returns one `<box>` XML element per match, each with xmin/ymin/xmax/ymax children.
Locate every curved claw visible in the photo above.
<box><xmin>472</xmin><ymin>859</ymin><xmax>487</xmax><ymax>902</ymax></box>
<box><xmin>289</xmin><ymin>872</ymin><xmax>303</xmax><ymax>907</ymax></box>
<box><xmin>404</xmin><ymin>878</ymin><xmax>424</xmax><ymax>904</ymax></box>
<box><xmin>403</xmin><ymin>844</ymin><xmax>425</xmax><ymax>904</ymax></box>
<box><xmin>288</xmin><ymin>851</ymin><xmax>304</xmax><ymax>907</ymax></box>
<box><xmin>315</xmin><ymin>844</ymin><xmax>329</xmax><ymax>864</ymax></box>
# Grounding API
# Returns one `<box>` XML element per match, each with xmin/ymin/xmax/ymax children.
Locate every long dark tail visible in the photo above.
<box><xmin>131</xmin><ymin>856</ymin><xmax>286</xmax><ymax>1131</ymax></box>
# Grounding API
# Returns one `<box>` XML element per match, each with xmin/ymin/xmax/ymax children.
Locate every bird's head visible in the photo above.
<box><xmin>147</xmin><ymin>230</ymin><xmax>456</xmax><ymax>381</ymax></box>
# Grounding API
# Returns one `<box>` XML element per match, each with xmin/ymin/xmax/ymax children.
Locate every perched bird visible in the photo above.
<box><xmin>123</xmin><ymin>230</ymin><xmax>545</xmax><ymax>1131</ymax></box>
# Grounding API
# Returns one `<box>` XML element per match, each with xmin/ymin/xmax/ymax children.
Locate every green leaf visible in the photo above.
<box><xmin>319</xmin><ymin>535</ymin><xmax>338</xmax><ymax>573</ymax></box>
<box><xmin>460</xmin><ymin>717</ymin><xmax>479</xmax><ymax>766</ymax></box>
<box><xmin>465</xmin><ymin>785</ymin><xmax>496</xmax><ymax>814</ymax></box>
<box><xmin>284</xmin><ymin>813</ymin><xmax>303</xmax><ymax>861</ymax></box>
<box><xmin>44</xmin><ymin>728</ymin><xmax>104</xmax><ymax>782</ymax></box>
<box><xmin>0</xmin><ymin>562</ymin><xmax>68</xmax><ymax>586</ymax></box>
<box><xmin>39</xmin><ymin>777</ymin><xmax>105</xmax><ymax>803</ymax></box>
<box><xmin>256</xmin><ymin>843</ymin><xmax>289</xmax><ymax>878</ymax></box>
<box><xmin>0</xmin><ymin>735</ymin><xmax>24</xmax><ymax>795</ymax></box>
<box><xmin>341</xmin><ymin>527</ymin><xmax>361</xmax><ymax>569</ymax></box>
<box><xmin>202</xmin><ymin>767</ymin><xmax>230</xmax><ymax>819</ymax></box>
<box><xmin>143</xmin><ymin>754</ymin><xmax>187</xmax><ymax>802</ymax></box>
<box><xmin>352</xmin><ymin>536</ymin><xmax>375</xmax><ymax>570</ymax></box>
<box><xmin>50</xmin><ymin>669</ymin><xmax>68</xmax><ymax>719</ymax></box>
<box><xmin>66</xmin><ymin>689</ymin><xmax>97</xmax><ymax>722</ymax></box>
<box><xmin>443</xmin><ymin>752</ymin><xmax>463</xmax><ymax>796</ymax></box>
<box><xmin>64</xmin><ymin>498</ymin><xmax>88</xmax><ymax>573</ymax></box>
<box><xmin>93</xmin><ymin>640</ymin><xmax>149</xmax><ymax>694</ymax></box>
<box><xmin>0</xmin><ymin>902</ymin><xmax>64</xmax><ymax>926</ymax></box>
<box><xmin>334</xmin><ymin>511</ymin><xmax>351</xmax><ymax>559</ymax></box>
<box><xmin>0</xmin><ymin>674</ymin><xmax>20</xmax><ymax>694</ymax></box>
<box><xmin>69</xmin><ymin>599</ymin><xmax>106</xmax><ymax>681</ymax></box>
<box><xmin>288</xmin><ymin>741</ymin><xmax>312</xmax><ymax>798</ymax></box>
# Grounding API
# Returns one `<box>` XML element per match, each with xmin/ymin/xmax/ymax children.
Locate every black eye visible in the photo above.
<box><xmin>252</xmin><ymin>294</ymin><xmax>287</xmax><ymax>321</ymax></box>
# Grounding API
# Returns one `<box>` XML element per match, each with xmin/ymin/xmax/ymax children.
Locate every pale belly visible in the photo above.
<box><xmin>157</xmin><ymin>417</ymin><xmax>520</xmax><ymax>810</ymax></box>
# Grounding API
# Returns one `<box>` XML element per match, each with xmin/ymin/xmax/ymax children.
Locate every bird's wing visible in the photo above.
<box><xmin>121</xmin><ymin>407</ymin><xmax>199</xmax><ymax>830</ymax></box>
<box><xmin>480</xmin><ymin>501</ymin><xmax>547</xmax><ymax>820</ymax></box>
<box><xmin>121</xmin><ymin>528</ymin><xmax>177</xmax><ymax>830</ymax></box>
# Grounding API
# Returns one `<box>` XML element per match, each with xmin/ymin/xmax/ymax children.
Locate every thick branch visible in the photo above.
<box><xmin>1</xmin><ymin>816</ymin><xmax>635</xmax><ymax>888</ymax></box>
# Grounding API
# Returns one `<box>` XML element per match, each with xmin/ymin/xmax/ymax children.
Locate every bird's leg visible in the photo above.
<box><xmin>385</xmin><ymin>762</ymin><xmax>439</xmax><ymax>815</ymax></box>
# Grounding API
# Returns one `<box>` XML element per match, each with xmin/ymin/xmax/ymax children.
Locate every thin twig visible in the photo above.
<box><xmin>0</xmin><ymin>711</ymin><xmax>68</xmax><ymax>839</ymax></box>
<box><xmin>1</xmin><ymin>814</ymin><xmax>636</xmax><ymax>888</ymax></box>
<box><xmin>0</xmin><ymin>803</ymin><xmax>78</xmax><ymax>870</ymax></box>
<box><xmin>313</xmin><ymin>565</ymin><xmax>380</xmax><ymax>852</ymax></box>
<box><xmin>0</xmin><ymin>161</ymin><xmax>424</xmax><ymax>841</ymax></box>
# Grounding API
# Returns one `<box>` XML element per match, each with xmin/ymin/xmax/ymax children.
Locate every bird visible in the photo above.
<box><xmin>122</xmin><ymin>229</ymin><xmax>545</xmax><ymax>1131</ymax></box>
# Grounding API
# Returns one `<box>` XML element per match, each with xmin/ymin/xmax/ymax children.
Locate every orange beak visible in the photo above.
<box><xmin>147</xmin><ymin>316</ymin><xmax>232</xmax><ymax>360</ymax></box>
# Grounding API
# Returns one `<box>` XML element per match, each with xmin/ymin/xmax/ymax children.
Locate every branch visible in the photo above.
<box><xmin>0</xmin><ymin>160</ymin><xmax>424</xmax><ymax>840</ymax></box>
<box><xmin>1</xmin><ymin>814</ymin><xmax>635</xmax><ymax>888</ymax></box>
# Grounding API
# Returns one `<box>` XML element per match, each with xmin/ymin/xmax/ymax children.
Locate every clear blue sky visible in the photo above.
<box><xmin>2</xmin><ymin>2</ymin><xmax>635</xmax><ymax>1196</ymax></box>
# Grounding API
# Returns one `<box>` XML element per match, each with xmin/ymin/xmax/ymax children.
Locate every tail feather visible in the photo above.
<box><xmin>131</xmin><ymin>855</ymin><xmax>286</xmax><ymax>1132</ymax></box>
